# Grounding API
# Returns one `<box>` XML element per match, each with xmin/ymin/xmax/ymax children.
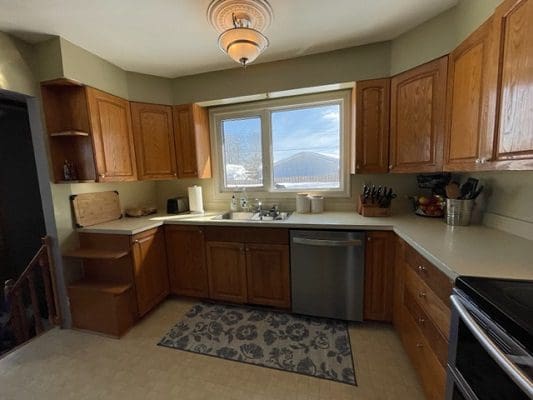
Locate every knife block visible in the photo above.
<box><xmin>357</xmin><ymin>195</ymin><xmax>392</xmax><ymax>217</ymax></box>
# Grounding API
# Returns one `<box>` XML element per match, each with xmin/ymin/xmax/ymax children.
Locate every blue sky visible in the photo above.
<box><xmin>222</xmin><ymin>104</ymin><xmax>341</xmax><ymax>164</ymax></box>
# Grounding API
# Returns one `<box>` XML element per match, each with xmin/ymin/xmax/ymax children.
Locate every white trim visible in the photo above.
<box><xmin>209</xmin><ymin>90</ymin><xmax>352</xmax><ymax>202</ymax></box>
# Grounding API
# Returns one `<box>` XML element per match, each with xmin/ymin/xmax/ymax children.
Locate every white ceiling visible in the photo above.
<box><xmin>0</xmin><ymin>0</ymin><xmax>457</xmax><ymax>78</ymax></box>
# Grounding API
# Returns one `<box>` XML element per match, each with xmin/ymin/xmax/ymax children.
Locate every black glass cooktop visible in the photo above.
<box><xmin>456</xmin><ymin>276</ymin><xmax>533</xmax><ymax>351</ymax></box>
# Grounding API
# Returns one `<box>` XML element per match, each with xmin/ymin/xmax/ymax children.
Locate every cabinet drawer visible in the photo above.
<box><xmin>404</xmin><ymin>287</ymin><xmax>448</xmax><ymax>368</ymax></box>
<box><xmin>405</xmin><ymin>267</ymin><xmax>451</xmax><ymax>339</ymax></box>
<box><xmin>404</xmin><ymin>245</ymin><xmax>452</xmax><ymax>306</ymax></box>
<box><xmin>204</xmin><ymin>227</ymin><xmax>289</xmax><ymax>244</ymax></box>
<box><xmin>400</xmin><ymin>303</ymin><xmax>446</xmax><ymax>400</ymax></box>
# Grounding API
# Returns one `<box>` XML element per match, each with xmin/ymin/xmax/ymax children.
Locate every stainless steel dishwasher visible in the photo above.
<box><xmin>290</xmin><ymin>230</ymin><xmax>365</xmax><ymax>321</ymax></box>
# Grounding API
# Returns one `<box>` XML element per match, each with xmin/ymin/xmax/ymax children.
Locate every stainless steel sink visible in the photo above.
<box><xmin>215</xmin><ymin>211</ymin><xmax>255</xmax><ymax>220</ymax></box>
<box><xmin>212</xmin><ymin>211</ymin><xmax>291</xmax><ymax>221</ymax></box>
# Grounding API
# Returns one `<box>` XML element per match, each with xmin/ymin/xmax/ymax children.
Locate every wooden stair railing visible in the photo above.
<box><xmin>4</xmin><ymin>236</ymin><xmax>61</xmax><ymax>345</ymax></box>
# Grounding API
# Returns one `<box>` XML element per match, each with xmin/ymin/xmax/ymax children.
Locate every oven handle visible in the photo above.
<box><xmin>451</xmin><ymin>294</ymin><xmax>533</xmax><ymax>398</ymax></box>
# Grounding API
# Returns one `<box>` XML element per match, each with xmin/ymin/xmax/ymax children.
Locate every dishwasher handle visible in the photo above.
<box><xmin>292</xmin><ymin>237</ymin><xmax>363</xmax><ymax>247</ymax></box>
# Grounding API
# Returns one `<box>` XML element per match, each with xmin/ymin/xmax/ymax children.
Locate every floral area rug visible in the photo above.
<box><xmin>158</xmin><ymin>302</ymin><xmax>356</xmax><ymax>385</ymax></box>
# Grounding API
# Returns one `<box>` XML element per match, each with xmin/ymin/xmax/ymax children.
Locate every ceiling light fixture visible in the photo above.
<box><xmin>208</xmin><ymin>0</ymin><xmax>273</xmax><ymax>68</ymax></box>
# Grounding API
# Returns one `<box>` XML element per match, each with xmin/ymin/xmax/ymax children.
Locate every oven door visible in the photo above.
<box><xmin>446</xmin><ymin>292</ymin><xmax>533</xmax><ymax>400</ymax></box>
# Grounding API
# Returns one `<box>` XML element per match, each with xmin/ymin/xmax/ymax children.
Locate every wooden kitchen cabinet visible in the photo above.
<box><xmin>173</xmin><ymin>104</ymin><xmax>212</xmax><ymax>179</ymax></box>
<box><xmin>131</xmin><ymin>228</ymin><xmax>169</xmax><ymax>316</ymax></box>
<box><xmin>206</xmin><ymin>241</ymin><xmax>247</xmax><ymax>303</ymax></box>
<box><xmin>390</xmin><ymin>57</ymin><xmax>448</xmax><ymax>173</ymax></box>
<box><xmin>355</xmin><ymin>78</ymin><xmax>391</xmax><ymax>173</ymax></box>
<box><xmin>444</xmin><ymin>18</ymin><xmax>495</xmax><ymax>171</ymax></box>
<box><xmin>41</xmin><ymin>79</ymin><xmax>97</xmax><ymax>183</ymax></box>
<box><xmin>131</xmin><ymin>102</ymin><xmax>178</xmax><ymax>180</ymax></box>
<box><xmin>165</xmin><ymin>225</ymin><xmax>209</xmax><ymax>298</ymax></box>
<box><xmin>86</xmin><ymin>87</ymin><xmax>138</xmax><ymax>182</ymax></box>
<box><xmin>246</xmin><ymin>244</ymin><xmax>290</xmax><ymax>309</ymax></box>
<box><xmin>394</xmin><ymin>240</ymin><xmax>452</xmax><ymax>400</ymax></box>
<box><xmin>363</xmin><ymin>231</ymin><xmax>395</xmax><ymax>321</ymax></box>
<box><xmin>204</xmin><ymin>227</ymin><xmax>290</xmax><ymax>307</ymax></box>
<box><xmin>485</xmin><ymin>0</ymin><xmax>533</xmax><ymax>170</ymax></box>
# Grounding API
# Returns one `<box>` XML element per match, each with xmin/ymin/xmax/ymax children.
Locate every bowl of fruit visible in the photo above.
<box><xmin>411</xmin><ymin>195</ymin><xmax>445</xmax><ymax>218</ymax></box>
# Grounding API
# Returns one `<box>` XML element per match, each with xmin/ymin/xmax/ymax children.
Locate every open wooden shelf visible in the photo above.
<box><xmin>63</xmin><ymin>248</ymin><xmax>129</xmax><ymax>260</ymax></box>
<box><xmin>56</xmin><ymin>179</ymin><xmax>96</xmax><ymax>184</ymax></box>
<box><xmin>50</xmin><ymin>130</ymin><xmax>89</xmax><ymax>137</ymax></box>
<box><xmin>68</xmin><ymin>280</ymin><xmax>132</xmax><ymax>295</ymax></box>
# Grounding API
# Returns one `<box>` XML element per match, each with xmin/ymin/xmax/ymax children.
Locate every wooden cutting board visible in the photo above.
<box><xmin>70</xmin><ymin>191</ymin><xmax>122</xmax><ymax>227</ymax></box>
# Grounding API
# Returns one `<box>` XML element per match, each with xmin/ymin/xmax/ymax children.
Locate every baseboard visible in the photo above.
<box><xmin>483</xmin><ymin>212</ymin><xmax>533</xmax><ymax>241</ymax></box>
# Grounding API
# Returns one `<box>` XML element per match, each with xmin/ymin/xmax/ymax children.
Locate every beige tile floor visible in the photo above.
<box><xmin>0</xmin><ymin>299</ymin><xmax>425</xmax><ymax>400</ymax></box>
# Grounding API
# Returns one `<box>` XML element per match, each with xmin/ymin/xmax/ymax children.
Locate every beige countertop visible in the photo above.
<box><xmin>77</xmin><ymin>211</ymin><xmax>533</xmax><ymax>281</ymax></box>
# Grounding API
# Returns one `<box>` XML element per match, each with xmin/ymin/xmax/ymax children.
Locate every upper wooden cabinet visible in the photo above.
<box><xmin>131</xmin><ymin>102</ymin><xmax>177</xmax><ymax>180</ymax></box>
<box><xmin>444</xmin><ymin>18</ymin><xmax>495</xmax><ymax>171</ymax></box>
<box><xmin>86</xmin><ymin>87</ymin><xmax>138</xmax><ymax>182</ymax></box>
<box><xmin>173</xmin><ymin>104</ymin><xmax>212</xmax><ymax>179</ymax></box>
<box><xmin>355</xmin><ymin>79</ymin><xmax>391</xmax><ymax>173</ymax></box>
<box><xmin>485</xmin><ymin>0</ymin><xmax>533</xmax><ymax>170</ymax></box>
<box><xmin>390</xmin><ymin>57</ymin><xmax>448</xmax><ymax>173</ymax></box>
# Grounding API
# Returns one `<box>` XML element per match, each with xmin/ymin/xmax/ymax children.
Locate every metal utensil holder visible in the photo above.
<box><xmin>446</xmin><ymin>199</ymin><xmax>474</xmax><ymax>226</ymax></box>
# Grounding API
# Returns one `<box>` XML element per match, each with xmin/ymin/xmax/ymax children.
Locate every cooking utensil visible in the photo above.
<box><xmin>445</xmin><ymin>182</ymin><xmax>461</xmax><ymax>199</ymax></box>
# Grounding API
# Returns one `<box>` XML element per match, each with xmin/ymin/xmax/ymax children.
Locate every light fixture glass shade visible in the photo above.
<box><xmin>218</xmin><ymin>27</ymin><xmax>269</xmax><ymax>66</ymax></box>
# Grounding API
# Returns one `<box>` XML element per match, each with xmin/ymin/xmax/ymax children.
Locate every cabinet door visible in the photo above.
<box><xmin>206</xmin><ymin>241</ymin><xmax>247</xmax><ymax>303</ymax></box>
<box><xmin>390</xmin><ymin>57</ymin><xmax>448</xmax><ymax>173</ymax></box>
<box><xmin>392</xmin><ymin>237</ymin><xmax>406</xmax><ymax>329</ymax></box>
<box><xmin>86</xmin><ymin>87</ymin><xmax>137</xmax><ymax>181</ymax></box>
<box><xmin>165</xmin><ymin>225</ymin><xmax>209</xmax><ymax>298</ymax></box>
<box><xmin>173</xmin><ymin>104</ymin><xmax>212</xmax><ymax>179</ymax></box>
<box><xmin>444</xmin><ymin>18</ymin><xmax>495</xmax><ymax>171</ymax></box>
<box><xmin>245</xmin><ymin>244</ymin><xmax>290</xmax><ymax>308</ymax></box>
<box><xmin>355</xmin><ymin>78</ymin><xmax>391</xmax><ymax>173</ymax></box>
<box><xmin>363</xmin><ymin>231</ymin><xmax>395</xmax><ymax>321</ymax></box>
<box><xmin>131</xmin><ymin>228</ymin><xmax>169</xmax><ymax>316</ymax></box>
<box><xmin>487</xmin><ymin>0</ymin><xmax>533</xmax><ymax>170</ymax></box>
<box><xmin>131</xmin><ymin>102</ymin><xmax>177</xmax><ymax>180</ymax></box>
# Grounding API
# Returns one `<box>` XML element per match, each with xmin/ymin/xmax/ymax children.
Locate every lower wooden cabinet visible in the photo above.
<box><xmin>363</xmin><ymin>231</ymin><xmax>395</xmax><ymax>321</ymax></box>
<box><xmin>131</xmin><ymin>228</ymin><xmax>170</xmax><ymax>316</ymax></box>
<box><xmin>204</xmin><ymin>227</ymin><xmax>290</xmax><ymax>308</ymax></box>
<box><xmin>165</xmin><ymin>225</ymin><xmax>209</xmax><ymax>298</ymax></box>
<box><xmin>246</xmin><ymin>244</ymin><xmax>290</xmax><ymax>309</ymax></box>
<box><xmin>394</xmin><ymin>240</ymin><xmax>452</xmax><ymax>400</ymax></box>
<box><xmin>206</xmin><ymin>241</ymin><xmax>248</xmax><ymax>303</ymax></box>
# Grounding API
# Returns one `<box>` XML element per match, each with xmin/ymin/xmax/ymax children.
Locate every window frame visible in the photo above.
<box><xmin>209</xmin><ymin>90</ymin><xmax>352</xmax><ymax>200</ymax></box>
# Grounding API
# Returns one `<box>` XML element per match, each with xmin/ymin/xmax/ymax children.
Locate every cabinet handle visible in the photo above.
<box><xmin>367</xmin><ymin>237</ymin><xmax>372</xmax><ymax>242</ymax></box>
<box><xmin>133</xmin><ymin>239</ymin><xmax>140</xmax><ymax>245</ymax></box>
<box><xmin>416</xmin><ymin>343</ymin><xmax>423</xmax><ymax>349</ymax></box>
<box><xmin>417</xmin><ymin>265</ymin><xmax>426</xmax><ymax>273</ymax></box>
<box><xmin>475</xmin><ymin>159</ymin><xmax>481</xmax><ymax>164</ymax></box>
<box><xmin>99</xmin><ymin>173</ymin><xmax>106</xmax><ymax>178</ymax></box>
<box><xmin>418</xmin><ymin>291</ymin><xmax>427</xmax><ymax>298</ymax></box>
<box><xmin>418</xmin><ymin>317</ymin><xmax>426</xmax><ymax>325</ymax></box>
<box><xmin>388</xmin><ymin>165</ymin><xmax>393</xmax><ymax>170</ymax></box>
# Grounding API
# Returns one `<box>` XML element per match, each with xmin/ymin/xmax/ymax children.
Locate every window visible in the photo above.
<box><xmin>211</xmin><ymin>91</ymin><xmax>350</xmax><ymax>196</ymax></box>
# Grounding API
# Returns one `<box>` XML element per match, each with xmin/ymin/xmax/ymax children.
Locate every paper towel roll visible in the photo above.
<box><xmin>188</xmin><ymin>185</ymin><xmax>204</xmax><ymax>214</ymax></box>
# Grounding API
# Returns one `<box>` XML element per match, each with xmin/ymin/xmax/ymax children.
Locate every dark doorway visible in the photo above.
<box><xmin>0</xmin><ymin>99</ymin><xmax>46</xmax><ymax>293</ymax></box>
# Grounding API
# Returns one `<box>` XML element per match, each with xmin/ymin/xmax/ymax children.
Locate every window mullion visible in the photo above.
<box><xmin>261</xmin><ymin>109</ymin><xmax>273</xmax><ymax>192</ymax></box>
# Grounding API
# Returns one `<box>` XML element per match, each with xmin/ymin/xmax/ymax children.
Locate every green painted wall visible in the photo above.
<box><xmin>0</xmin><ymin>32</ymin><xmax>38</xmax><ymax>96</ymax></box>
<box><xmin>172</xmin><ymin>42</ymin><xmax>390</xmax><ymax>104</ymax></box>
<box><xmin>390</xmin><ymin>0</ymin><xmax>504</xmax><ymax>74</ymax></box>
